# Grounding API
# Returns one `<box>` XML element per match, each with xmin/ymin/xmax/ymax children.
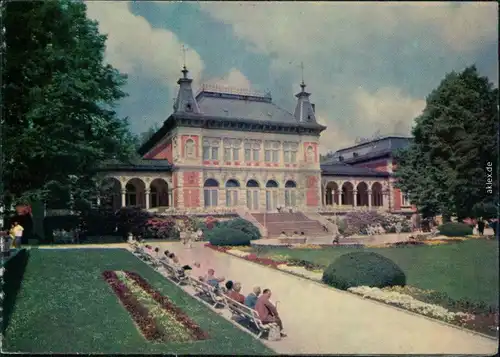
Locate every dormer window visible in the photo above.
<box><xmin>185</xmin><ymin>103</ymin><xmax>192</xmax><ymax>112</ymax></box>
<box><xmin>307</xmin><ymin>115</ymin><xmax>312</xmax><ymax>121</ymax></box>
<box><xmin>339</xmin><ymin>155</ymin><xmax>344</xmax><ymax>162</ymax></box>
<box><xmin>353</xmin><ymin>152</ymin><xmax>358</xmax><ymax>157</ymax></box>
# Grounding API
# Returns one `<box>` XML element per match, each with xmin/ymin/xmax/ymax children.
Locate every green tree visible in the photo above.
<box><xmin>136</xmin><ymin>123</ymin><xmax>160</xmax><ymax>150</ymax></box>
<box><xmin>394</xmin><ymin>66</ymin><xmax>498</xmax><ymax>220</ymax></box>
<box><xmin>1</xmin><ymin>0</ymin><xmax>137</xmax><ymax>211</ymax></box>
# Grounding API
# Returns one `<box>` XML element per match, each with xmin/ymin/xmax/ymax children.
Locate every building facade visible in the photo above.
<box><xmin>101</xmin><ymin>67</ymin><xmax>414</xmax><ymax>214</ymax></box>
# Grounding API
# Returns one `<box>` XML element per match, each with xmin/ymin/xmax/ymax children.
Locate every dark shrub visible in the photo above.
<box><xmin>438</xmin><ymin>222</ymin><xmax>473</xmax><ymax>237</ymax></box>
<box><xmin>207</xmin><ymin>227</ymin><xmax>252</xmax><ymax>246</ymax></box>
<box><xmin>217</xmin><ymin>218</ymin><xmax>261</xmax><ymax>241</ymax></box>
<box><xmin>322</xmin><ymin>251</ymin><xmax>406</xmax><ymax>290</ymax></box>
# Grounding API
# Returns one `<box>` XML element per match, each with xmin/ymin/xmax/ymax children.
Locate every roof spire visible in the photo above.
<box><xmin>181</xmin><ymin>45</ymin><xmax>188</xmax><ymax>79</ymax></box>
<box><xmin>293</xmin><ymin>64</ymin><xmax>316</xmax><ymax>123</ymax></box>
<box><xmin>173</xmin><ymin>45</ymin><xmax>200</xmax><ymax>114</ymax></box>
<box><xmin>300</xmin><ymin>62</ymin><xmax>306</xmax><ymax>92</ymax></box>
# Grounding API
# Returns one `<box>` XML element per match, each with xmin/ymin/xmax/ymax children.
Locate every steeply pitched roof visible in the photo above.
<box><xmin>196</xmin><ymin>90</ymin><xmax>299</xmax><ymax>125</ymax></box>
<box><xmin>336</xmin><ymin>136</ymin><xmax>412</xmax><ymax>153</ymax></box>
<box><xmin>321</xmin><ymin>162</ymin><xmax>390</xmax><ymax>177</ymax></box>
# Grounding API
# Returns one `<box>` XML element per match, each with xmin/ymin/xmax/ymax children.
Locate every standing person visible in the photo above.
<box><xmin>477</xmin><ymin>218</ymin><xmax>485</xmax><ymax>236</ymax></box>
<box><xmin>12</xmin><ymin>221</ymin><xmax>24</xmax><ymax>249</ymax></box>
<box><xmin>255</xmin><ymin>289</ymin><xmax>286</xmax><ymax>337</ymax></box>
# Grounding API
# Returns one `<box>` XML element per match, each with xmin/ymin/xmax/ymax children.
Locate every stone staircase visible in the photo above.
<box><xmin>251</xmin><ymin>212</ymin><xmax>327</xmax><ymax>238</ymax></box>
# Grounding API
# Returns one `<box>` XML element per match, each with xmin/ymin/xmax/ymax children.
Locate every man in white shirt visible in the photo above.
<box><xmin>13</xmin><ymin>222</ymin><xmax>23</xmax><ymax>249</ymax></box>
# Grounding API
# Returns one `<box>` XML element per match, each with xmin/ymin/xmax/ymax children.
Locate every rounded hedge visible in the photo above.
<box><xmin>207</xmin><ymin>227</ymin><xmax>252</xmax><ymax>246</ymax></box>
<box><xmin>322</xmin><ymin>252</ymin><xmax>406</xmax><ymax>290</ymax></box>
<box><xmin>218</xmin><ymin>218</ymin><xmax>261</xmax><ymax>241</ymax></box>
<box><xmin>438</xmin><ymin>222</ymin><xmax>473</xmax><ymax>237</ymax></box>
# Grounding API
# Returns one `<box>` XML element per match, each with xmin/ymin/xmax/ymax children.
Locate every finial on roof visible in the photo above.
<box><xmin>300</xmin><ymin>62</ymin><xmax>306</xmax><ymax>92</ymax></box>
<box><xmin>181</xmin><ymin>45</ymin><xmax>188</xmax><ymax>79</ymax></box>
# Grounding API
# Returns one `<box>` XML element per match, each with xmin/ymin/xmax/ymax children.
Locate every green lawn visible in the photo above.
<box><xmin>254</xmin><ymin>239</ymin><xmax>499</xmax><ymax>306</ymax></box>
<box><xmin>4</xmin><ymin>248</ymin><xmax>273</xmax><ymax>355</ymax></box>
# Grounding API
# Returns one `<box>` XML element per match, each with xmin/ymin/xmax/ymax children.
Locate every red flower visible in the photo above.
<box><xmin>124</xmin><ymin>271</ymin><xmax>209</xmax><ymax>340</ymax></box>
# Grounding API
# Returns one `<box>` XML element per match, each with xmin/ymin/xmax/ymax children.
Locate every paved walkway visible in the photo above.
<box><xmin>151</xmin><ymin>242</ymin><xmax>497</xmax><ymax>355</ymax></box>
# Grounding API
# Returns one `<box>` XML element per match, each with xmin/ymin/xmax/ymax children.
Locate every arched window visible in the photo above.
<box><xmin>284</xmin><ymin>180</ymin><xmax>297</xmax><ymax>207</ymax></box>
<box><xmin>204</xmin><ymin>179</ymin><xmax>219</xmax><ymax>207</ymax></box>
<box><xmin>225</xmin><ymin>179</ymin><xmax>240</xmax><ymax>207</ymax></box>
<box><xmin>265</xmin><ymin>180</ymin><xmax>279</xmax><ymax>211</ymax></box>
<box><xmin>185</xmin><ymin>138</ymin><xmax>195</xmax><ymax>158</ymax></box>
<box><xmin>125</xmin><ymin>183</ymin><xmax>137</xmax><ymax>206</ymax></box>
<box><xmin>150</xmin><ymin>186</ymin><xmax>158</xmax><ymax>208</ymax></box>
<box><xmin>246</xmin><ymin>180</ymin><xmax>260</xmax><ymax>210</ymax></box>
<box><xmin>371</xmin><ymin>182</ymin><xmax>383</xmax><ymax>207</ymax></box>
<box><xmin>306</xmin><ymin>146</ymin><xmax>314</xmax><ymax>163</ymax></box>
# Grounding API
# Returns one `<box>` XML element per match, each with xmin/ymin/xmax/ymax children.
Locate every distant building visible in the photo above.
<box><xmin>99</xmin><ymin>66</ymin><xmax>415</xmax><ymax>215</ymax></box>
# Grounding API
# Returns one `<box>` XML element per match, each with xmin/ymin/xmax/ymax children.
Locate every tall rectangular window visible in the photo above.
<box><xmin>265</xmin><ymin>150</ymin><xmax>271</xmax><ymax>162</ymax></box>
<box><xmin>284</xmin><ymin>142</ymin><xmax>298</xmax><ymax>163</ymax></box>
<box><xmin>244</xmin><ymin>141</ymin><xmax>252</xmax><ymax>161</ymax></box>
<box><xmin>203</xmin><ymin>138</ymin><xmax>220</xmax><ymax>160</ymax></box>
<box><xmin>252</xmin><ymin>141</ymin><xmax>261</xmax><ymax>161</ymax></box>
<box><xmin>203</xmin><ymin>143</ymin><xmax>210</xmax><ymax>160</ymax></box>
<box><xmin>211</xmin><ymin>147</ymin><xmax>219</xmax><ymax>160</ymax></box>
<box><xmin>224</xmin><ymin>148</ymin><xmax>231</xmax><ymax>161</ymax></box>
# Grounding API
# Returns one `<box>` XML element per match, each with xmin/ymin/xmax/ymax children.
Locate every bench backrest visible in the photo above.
<box><xmin>224</xmin><ymin>295</ymin><xmax>258</xmax><ymax>320</ymax></box>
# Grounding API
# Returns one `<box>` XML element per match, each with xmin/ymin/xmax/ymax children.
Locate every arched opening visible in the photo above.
<box><xmin>185</xmin><ymin>138</ymin><xmax>195</xmax><ymax>158</ymax></box>
<box><xmin>265</xmin><ymin>180</ymin><xmax>279</xmax><ymax>211</ymax></box>
<box><xmin>284</xmin><ymin>180</ymin><xmax>297</xmax><ymax>207</ymax></box>
<box><xmin>150</xmin><ymin>178</ymin><xmax>169</xmax><ymax>208</ymax></box>
<box><xmin>204</xmin><ymin>179</ymin><xmax>219</xmax><ymax>208</ymax></box>
<box><xmin>246</xmin><ymin>179</ymin><xmax>260</xmax><ymax>210</ymax></box>
<box><xmin>372</xmin><ymin>182</ymin><xmax>384</xmax><ymax>207</ymax></box>
<box><xmin>125</xmin><ymin>178</ymin><xmax>146</xmax><ymax>208</ymax></box>
<box><xmin>100</xmin><ymin>177</ymin><xmax>122</xmax><ymax>211</ymax></box>
<box><xmin>225</xmin><ymin>179</ymin><xmax>240</xmax><ymax>207</ymax></box>
<box><xmin>325</xmin><ymin>181</ymin><xmax>339</xmax><ymax>205</ymax></box>
<box><xmin>341</xmin><ymin>182</ymin><xmax>354</xmax><ymax>206</ymax></box>
<box><xmin>356</xmin><ymin>182</ymin><xmax>369</xmax><ymax>206</ymax></box>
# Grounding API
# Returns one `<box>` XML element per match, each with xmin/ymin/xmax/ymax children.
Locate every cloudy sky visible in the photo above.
<box><xmin>85</xmin><ymin>1</ymin><xmax>498</xmax><ymax>153</ymax></box>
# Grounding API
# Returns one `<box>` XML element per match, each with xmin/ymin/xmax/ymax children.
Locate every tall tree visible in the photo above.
<box><xmin>1</xmin><ymin>0</ymin><xmax>137</xmax><ymax>211</ymax></box>
<box><xmin>137</xmin><ymin>123</ymin><xmax>161</xmax><ymax>150</ymax></box>
<box><xmin>394</xmin><ymin>66</ymin><xmax>498</xmax><ymax>220</ymax></box>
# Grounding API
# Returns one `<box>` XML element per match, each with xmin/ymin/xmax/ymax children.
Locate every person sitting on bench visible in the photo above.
<box><xmin>244</xmin><ymin>286</ymin><xmax>261</xmax><ymax>309</ymax></box>
<box><xmin>227</xmin><ymin>282</ymin><xmax>245</xmax><ymax>304</ymax></box>
<box><xmin>201</xmin><ymin>268</ymin><xmax>225</xmax><ymax>289</ymax></box>
<box><xmin>255</xmin><ymin>288</ymin><xmax>286</xmax><ymax>337</ymax></box>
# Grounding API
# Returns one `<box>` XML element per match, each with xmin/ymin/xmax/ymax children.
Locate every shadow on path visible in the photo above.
<box><xmin>2</xmin><ymin>248</ymin><xmax>31</xmax><ymax>333</ymax></box>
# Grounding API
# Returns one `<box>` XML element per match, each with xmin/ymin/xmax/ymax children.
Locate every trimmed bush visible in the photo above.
<box><xmin>207</xmin><ymin>227</ymin><xmax>252</xmax><ymax>246</ymax></box>
<box><xmin>322</xmin><ymin>251</ymin><xmax>406</xmax><ymax>290</ymax></box>
<box><xmin>438</xmin><ymin>222</ymin><xmax>473</xmax><ymax>237</ymax></box>
<box><xmin>217</xmin><ymin>218</ymin><xmax>261</xmax><ymax>241</ymax></box>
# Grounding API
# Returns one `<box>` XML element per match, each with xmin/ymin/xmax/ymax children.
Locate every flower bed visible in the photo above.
<box><xmin>349</xmin><ymin>286</ymin><xmax>498</xmax><ymax>336</ymax></box>
<box><xmin>103</xmin><ymin>270</ymin><xmax>209</xmax><ymax>342</ymax></box>
<box><xmin>204</xmin><ymin>243</ymin><xmax>498</xmax><ymax>336</ymax></box>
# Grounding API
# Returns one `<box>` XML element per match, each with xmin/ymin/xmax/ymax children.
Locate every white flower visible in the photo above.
<box><xmin>348</xmin><ymin>286</ymin><xmax>469</xmax><ymax>322</ymax></box>
<box><xmin>227</xmin><ymin>249</ymin><xmax>250</xmax><ymax>258</ymax></box>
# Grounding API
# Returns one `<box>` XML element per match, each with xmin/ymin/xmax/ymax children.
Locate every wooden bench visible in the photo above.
<box><xmin>222</xmin><ymin>295</ymin><xmax>279</xmax><ymax>339</ymax></box>
<box><xmin>189</xmin><ymin>276</ymin><xmax>225</xmax><ymax>308</ymax></box>
<box><xmin>159</xmin><ymin>261</ymin><xmax>189</xmax><ymax>285</ymax></box>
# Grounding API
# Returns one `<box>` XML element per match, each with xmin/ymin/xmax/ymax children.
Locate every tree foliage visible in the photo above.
<box><xmin>1</xmin><ymin>0</ymin><xmax>137</xmax><ymax>210</ymax></box>
<box><xmin>394</xmin><ymin>66</ymin><xmax>498</xmax><ymax>219</ymax></box>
